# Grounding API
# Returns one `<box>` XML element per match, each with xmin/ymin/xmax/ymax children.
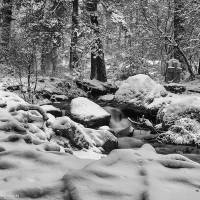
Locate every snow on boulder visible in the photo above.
<box><xmin>157</xmin><ymin>95</ymin><xmax>200</xmax><ymax>129</ymax></box>
<box><xmin>157</xmin><ymin>118</ymin><xmax>200</xmax><ymax>145</ymax></box>
<box><xmin>84</xmin><ymin>128</ymin><xmax>118</xmax><ymax>153</ymax></box>
<box><xmin>40</xmin><ymin>104</ymin><xmax>62</xmax><ymax>117</ymax></box>
<box><xmin>52</xmin><ymin>116</ymin><xmax>117</xmax><ymax>152</ymax></box>
<box><xmin>114</xmin><ymin>74</ymin><xmax>168</xmax><ymax>116</ymax></box>
<box><xmin>52</xmin><ymin>116</ymin><xmax>91</xmax><ymax>149</ymax></box>
<box><xmin>70</xmin><ymin>97</ymin><xmax>111</xmax><ymax>127</ymax></box>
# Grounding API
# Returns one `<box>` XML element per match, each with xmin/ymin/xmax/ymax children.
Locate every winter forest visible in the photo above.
<box><xmin>0</xmin><ymin>0</ymin><xmax>200</xmax><ymax>199</ymax></box>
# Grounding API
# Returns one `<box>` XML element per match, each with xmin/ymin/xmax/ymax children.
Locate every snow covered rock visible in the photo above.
<box><xmin>52</xmin><ymin>116</ymin><xmax>91</xmax><ymax>149</ymax></box>
<box><xmin>114</xmin><ymin>74</ymin><xmax>168</xmax><ymax>116</ymax></box>
<box><xmin>40</xmin><ymin>104</ymin><xmax>62</xmax><ymax>117</ymax></box>
<box><xmin>84</xmin><ymin>128</ymin><xmax>118</xmax><ymax>153</ymax></box>
<box><xmin>70</xmin><ymin>97</ymin><xmax>111</xmax><ymax>127</ymax></box>
<box><xmin>157</xmin><ymin>118</ymin><xmax>200</xmax><ymax>145</ymax></box>
<box><xmin>157</xmin><ymin>95</ymin><xmax>200</xmax><ymax>129</ymax></box>
<box><xmin>52</xmin><ymin>116</ymin><xmax>117</xmax><ymax>152</ymax></box>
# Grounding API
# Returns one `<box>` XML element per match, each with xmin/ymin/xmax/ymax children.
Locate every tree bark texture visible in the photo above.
<box><xmin>69</xmin><ymin>0</ymin><xmax>79</xmax><ymax>71</ymax></box>
<box><xmin>86</xmin><ymin>0</ymin><xmax>107</xmax><ymax>82</ymax></box>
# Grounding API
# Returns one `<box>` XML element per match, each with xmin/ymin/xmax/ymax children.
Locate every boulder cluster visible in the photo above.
<box><xmin>1</xmin><ymin>75</ymin><xmax>200</xmax><ymax>199</ymax></box>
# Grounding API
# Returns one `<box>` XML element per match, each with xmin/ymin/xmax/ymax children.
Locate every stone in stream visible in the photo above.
<box><xmin>70</xmin><ymin>97</ymin><xmax>111</xmax><ymax>128</ymax></box>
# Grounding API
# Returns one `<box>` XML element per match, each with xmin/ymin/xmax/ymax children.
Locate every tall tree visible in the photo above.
<box><xmin>0</xmin><ymin>0</ymin><xmax>13</xmax><ymax>61</ymax></box>
<box><xmin>69</xmin><ymin>0</ymin><xmax>79</xmax><ymax>71</ymax></box>
<box><xmin>86</xmin><ymin>0</ymin><xmax>107</xmax><ymax>82</ymax></box>
<box><xmin>173</xmin><ymin>0</ymin><xmax>194</xmax><ymax>77</ymax></box>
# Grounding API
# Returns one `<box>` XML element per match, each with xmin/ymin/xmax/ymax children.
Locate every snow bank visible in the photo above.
<box><xmin>63</xmin><ymin>144</ymin><xmax>200</xmax><ymax>200</ymax></box>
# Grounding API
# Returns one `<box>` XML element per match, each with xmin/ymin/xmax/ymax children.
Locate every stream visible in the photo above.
<box><xmin>52</xmin><ymin>101</ymin><xmax>200</xmax><ymax>163</ymax></box>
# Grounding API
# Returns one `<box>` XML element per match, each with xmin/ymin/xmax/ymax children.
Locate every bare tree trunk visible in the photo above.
<box><xmin>41</xmin><ymin>46</ymin><xmax>47</xmax><ymax>74</ymax></box>
<box><xmin>69</xmin><ymin>0</ymin><xmax>79</xmax><ymax>71</ymax></box>
<box><xmin>51</xmin><ymin>46</ymin><xmax>58</xmax><ymax>75</ymax></box>
<box><xmin>0</xmin><ymin>0</ymin><xmax>13</xmax><ymax>61</ymax></box>
<box><xmin>86</xmin><ymin>0</ymin><xmax>107</xmax><ymax>82</ymax></box>
<box><xmin>198</xmin><ymin>59</ymin><xmax>200</xmax><ymax>75</ymax></box>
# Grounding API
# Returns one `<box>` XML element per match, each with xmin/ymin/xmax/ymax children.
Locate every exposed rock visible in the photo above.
<box><xmin>50</xmin><ymin>94</ymin><xmax>68</xmax><ymax>102</ymax></box>
<box><xmin>157</xmin><ymin>95</ymin><xmax>200</xmax><ymax>129</ymax></box>
<box><xmin>114</xmin><ymin>74</ymin><xmax>168</xmax><ymax>117</ymax></box>
<box><xmin>37</xmin><ymin>88</ymin><xmax>63</xmax><ymax>100</ymax></box>
<box><xmin>164</xmin><ymin>83</ymin><xmax>186</xmax><ymax>94</ymax></box>
<box><xmin>70</xmin><ymin>97</ymin><xmax>111</xmax><ymax>127</ymax></box>
<box><xmin>76</xmin><ymin>79</ymin><xmax>118</xmax><ymax>97</ymax></box>
<box><xmin>40</xmin><ymin>105</ymin><xmax>62</xmax><ymax>118</ymax></box>
<box><xmin>6</xmin><ymin>84</ymin><xmax>22</xmax><ymax>91</ymax></box>
<box><xmin>157</xmin><ymin>118</ymin><xmax>200</xmax><ymax>145</ymax></box>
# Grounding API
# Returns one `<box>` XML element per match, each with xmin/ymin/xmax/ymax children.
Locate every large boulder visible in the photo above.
<box><xmin>157</xmin><ymin>95</ymin><xmax>200</xmax><ymax>129</ymax></box>
<box><xmin>52</xmin><ymin>116</ymin><xmax>91</xmax><ymax>149</ymax></box>
<box><xmin>51</xmin><ymin>116</ymin><xmax>117</xmax><ymax>152</ymax></box>
<box><xmin>76</xmin><ymin>79</ymin><xmax>118</xmax><ymax>97</ymax></box>
<box><xmin>114</xmin><ymin>74</ymin><xmax>168</xmax><ymax>117</ymax></box>
<box><xmin>157</xmin><ymin>118</ymin><xmax>200</xmax><ymax>145</ymax></box>
<box><xmin>70</xmin><ymin>97</ymin><xmax>111</xmax><ymax>128</ymax></box>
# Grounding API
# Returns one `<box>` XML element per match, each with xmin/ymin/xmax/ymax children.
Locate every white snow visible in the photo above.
<box><xmin>71</xmin><ymin>97</ymin><xmax>110</xmax><ymax>122</ymax></box>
